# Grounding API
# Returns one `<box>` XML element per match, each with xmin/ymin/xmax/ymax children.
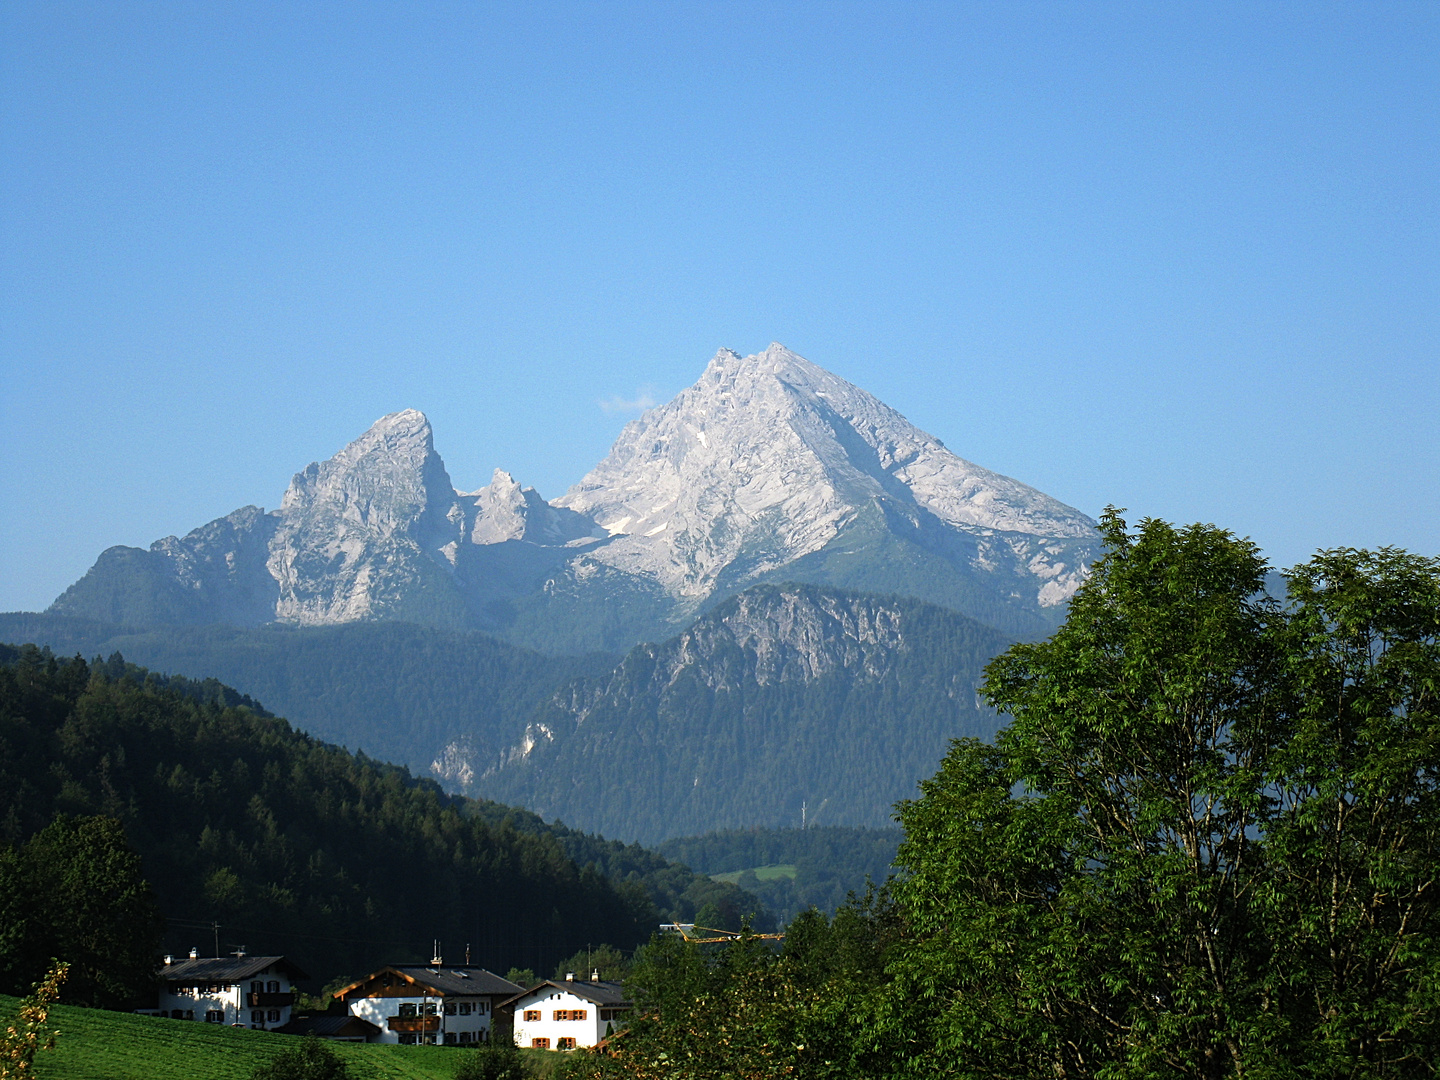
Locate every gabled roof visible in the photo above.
<box><xmin>334</xmin><ymin>965</ymin><xmax>524</xmax><ymax>999</ymax></box>
<box><xmin>272</xmin><ymin>1014</ymin><xmax>382</xmax><ymax>1039</ymax></box>
<box><xmin>500</xmin><ymin>978</ymin><xmax>630</xmax><ymax>1010</ymax></box>
<box><xmin>158</xmin><ymin>955</ymin><xmax>309</xmax><ymax>982</ymax></box>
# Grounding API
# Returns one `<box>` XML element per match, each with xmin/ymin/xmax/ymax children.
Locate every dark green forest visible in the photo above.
<box><xmin>0</xmin><ymin>644</ymin><xmax>758</xmax><ymax>1002</ymax></box>
<box><xmin>0</xmin><ymin>613</ymin><xmax>617</xmax><ymax>777</ymax></box>
<box><xmin>655</xmin><ymin>826</ymin><xmax>901</xmax><ymax>924</ymax></box>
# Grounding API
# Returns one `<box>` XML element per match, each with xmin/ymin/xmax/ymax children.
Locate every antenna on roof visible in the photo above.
<box><xmin>231</xmin><ymin>945</ymin><xmax>247</xmax><ymax>958</ymax></box>
<box><xmin>432</xmin><ymin>940</ymin><xmax>442</xmax><ymax>967</ymax></box>
<box><xmin>465</xmin><ymin>943</ymin><xmax>471</xmax><ymax>966</ymax></box>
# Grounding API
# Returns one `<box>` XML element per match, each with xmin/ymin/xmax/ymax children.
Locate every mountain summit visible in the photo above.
<box><xmin>49</xmin><ymin>345</ymin><xmax>1097</xmax><ymax>649</ymax></box>
<box><xmin>557</xmin><ymin>343</ymin><xmax>1092</xmax><ymax>605</ymax></box>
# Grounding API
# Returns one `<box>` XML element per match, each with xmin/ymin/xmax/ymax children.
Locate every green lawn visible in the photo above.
<box><xmin>709</xmin><ymin>863</ymin><xmax>797</xmax><ymax>885</ymax></box>
<box><xmin>1</xmin><ymin>996</ymin><xmax>461</xmax><ymax>1080</ymax></box>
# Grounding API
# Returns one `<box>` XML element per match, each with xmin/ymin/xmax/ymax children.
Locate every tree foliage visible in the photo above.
<box><xmin>0</xmin><ymin>960</ymin><xmax>68</xmax><ymax>1080</ymax></box>
<box><xmin>453</xmin><ymin>1037</ymin><xmax>525</xmax><ymax>1080</ymax></box>
<box><xmin>881</xmin><ymin>513</ymin><xmax>1440</xmax><ymax>1078</ymax></box>
<box><xmin>559</xmin><ymin>891</ymin><xmax>900</xmax><ymax>1080</ymax></box>
<box><xmin>0</xmin><ymin>816</ymin><xmax>163</xmax><ymax>1008</ymax></box>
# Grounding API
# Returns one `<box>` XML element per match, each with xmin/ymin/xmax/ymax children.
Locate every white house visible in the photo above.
<box><xmin>154</xmin><ymin>950</ymin><xmax>306</xmax><ymax>1030</ymax></box>
<box><xmin>503</xmin><ymin>973</ymin><xmax>631</xmax><ymax>1051</ymax></box>
<box><xmin>333</xmin><ymin>965</ymin><xmax>524</xmax><ymax>1045</ymax></box>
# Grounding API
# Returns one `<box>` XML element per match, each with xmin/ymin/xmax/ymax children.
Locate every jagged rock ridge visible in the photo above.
<box><xmin>49</xmin><ymin>344</ymin><xmax>1098</xmax><ymax>648</ymax></box>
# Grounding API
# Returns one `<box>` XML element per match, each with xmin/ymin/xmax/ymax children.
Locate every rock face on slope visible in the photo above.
<box><xmin>48</xmin><ymin>344</ymin><xmax>1098</xmax><ymax>648</ymax></box>
<box><xmin>550</xmin><ymin>343</ymin><xmax>1096</xmax><ymax>639</ymax></box>
<box><xmin>469</xmin><ymin>583</ymin><xmax>1014</xmax><ymax>844</ymax></box>
<box><xmin>559</xmin><ymin>343</ymin><xmax>1092</xmax><ymax>594</ymax></box>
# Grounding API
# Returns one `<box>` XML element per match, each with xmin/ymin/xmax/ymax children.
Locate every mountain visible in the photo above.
<box><xmin>467</xmin><ymin>583</ymin><xmax>1014</xmax><ymax>845</ymax></box>
<box><xmin>46</xmin><ymin>344</ymin><xmax>1097</xmax><ymax>651</ymax></box>
<box><xmin>557</xmin><ymin>344</ymin><xmax>1093</xmax><ymax>617</ymax></box>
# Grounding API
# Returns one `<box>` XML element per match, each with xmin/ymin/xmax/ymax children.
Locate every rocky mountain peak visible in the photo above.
<box><xmin>554</xmin><ymin>344</ymin><xmax>1095</xmax><ymax>605</ymax></box>
<box><xmin>268</xmin><ymin>410</ymin><xmax>464</xmax><ymax>625</ymax></box>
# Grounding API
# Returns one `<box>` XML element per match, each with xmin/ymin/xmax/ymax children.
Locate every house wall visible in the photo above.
<box><xmin>510</xmin><ymin>988</ymin><xmax>613</xmax><ymax>1050</ymax></box>
<box><xmin>345</xmin><ymin>993</ymin><xmax>493</xmax><ymax>1045</ymax></box>
<box><xmin>157</xmin><ymin>963</ymin><xmax>295</xmax><ymax>1030</ymax></box>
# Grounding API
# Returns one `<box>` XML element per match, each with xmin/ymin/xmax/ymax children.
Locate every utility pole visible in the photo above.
<box><xmin>212</xmin><ymin>922</ymin><xmax>220</xmax><ymax>958</ymax></box>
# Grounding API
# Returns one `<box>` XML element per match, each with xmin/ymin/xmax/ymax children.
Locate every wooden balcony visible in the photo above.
<box><xmin>387</xmin><ymin>1016</ymin><xmax>440</xmax><ymax>1033</ymax></box>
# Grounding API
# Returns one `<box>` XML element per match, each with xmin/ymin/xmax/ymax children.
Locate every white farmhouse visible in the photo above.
<box><xmin>503</xmin><ymin>973</ymin><xmax>631</xmax><ymax>1050</ymax></box>
<box><xmin>155</xmin><ymin>950</ymin><xmax>306</xmax><ymax>1030</ymax></box>
<box><xmin>333</xmin><ymin>965</ymin><xmax>524</xmax><ymax>1045</ymax></box>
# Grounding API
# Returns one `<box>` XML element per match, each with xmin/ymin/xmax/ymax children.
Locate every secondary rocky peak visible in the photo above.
<box><xmin>268</xmin><ymin>409</ymin><xmax>465</xmax><ymax>625</ymax></box>
<box><xmin>463</xmin><ymin>468</ymin><xmax>602</xmax><ymax>547</ymax></box>
<box><xmin>280</xmin><ymin>409</ymin><xmax>443</xmax><ymax>515</ymax></box>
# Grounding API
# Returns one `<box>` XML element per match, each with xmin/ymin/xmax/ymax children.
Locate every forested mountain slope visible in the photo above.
<box><xmin>0</xmin><ymin>613</ymin><xmax>614</xmax><ymax>780</ymax></box>
<box><xmin>473</xmin><ymin>584</ymin><xmax>1013</xmax><ymax>844</ymax></box>
<box><xmin>0</xmin><ymin>644</ymin><xmax>758</xmax><ymax>988</ymax></box>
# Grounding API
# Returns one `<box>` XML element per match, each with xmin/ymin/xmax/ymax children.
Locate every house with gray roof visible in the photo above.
<box><xmin>154</xmin><ymin>950</ymin><xmax>307</xmax><ymax>1030</ymax></box>
<box><xmin>333</xmin><ymin>964</ymin><xmax>525</xmax><ymax>1045</ymax></box>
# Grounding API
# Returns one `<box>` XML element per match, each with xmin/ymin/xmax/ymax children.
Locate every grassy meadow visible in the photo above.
<box><xmin>709</xmin><ymin>863</ymin><xmax>797</xmax><ymax>885</ymax></box>
<box><xmin>1</xmin><ymin>995</ymin><xmax>561</xmax><ymax>1080</ymax></box>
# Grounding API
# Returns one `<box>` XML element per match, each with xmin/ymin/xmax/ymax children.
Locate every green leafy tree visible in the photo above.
<box><xmin>879</xmin><ymin>513</ymin><xmax>1440</xmax><ymax>1078</ymax></box>
<box><xmin>564</xmin><ymin>897</ymin><xmax>897</xmax><ymax>1080</ymax></box>
<box><xmin>249</xmin><ymin>1035</ymin><xmax>349</xmax><ymax>1080</ymax></box>
<box><xmin>0</xmin><ymin>816</ymin><xmax>163</xmax><ymax>1008</ymax></box>
<box><xmin>0</xmin><ymin>960</ymin><xmax>68</xmax><ymax>1080</ymax></box>
<box><xmin>1261</xmin><ymin>547</ymin><xmax>1440</xmax><ymax>1070</ymax></box>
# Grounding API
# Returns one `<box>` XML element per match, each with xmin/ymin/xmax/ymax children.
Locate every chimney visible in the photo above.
<box><xmin>591</xmin><ymin>969</ymin><xmax>600</xmax><ymax>982</ymax></box>
<box><xmin>164</xmin><ymin>955</ymin><xmax>173</xmax><ymax>966</ymax></box>
<box><xmin>565</xmin><ymin>972</ymin><xmax>575</xmax><ymax>981</ymax></box>
<box><xmin>189</xmin><ymin>948</ymin><xmax>198</xmax><ymax>960</ymax></box>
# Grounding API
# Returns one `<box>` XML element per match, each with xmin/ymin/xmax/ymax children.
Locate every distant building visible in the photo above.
<box><xmin>333</xmin><ymin>965</ymin><xmax>524</xmax><ymax>1045</ymax></box>
<box><xmin>154</xmin><ymin>951</ymin><xmax>306</xmax><ymax>1030</ymax></box>
<box><xmin>503</xmin><ymin>973</ymin><xmax>631</xmax><ymax>1050</ymax></box>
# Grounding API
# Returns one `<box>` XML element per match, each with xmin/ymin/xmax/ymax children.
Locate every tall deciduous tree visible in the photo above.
<box><xmin>0</xmin><ymin>816</ymin><xmax>163</xmax><ymax>1009</ymax></box>
<box><xmin>882</xmin><ymin>512</ymin><xmax>1439</xmax><ymax>1078</ymax></box>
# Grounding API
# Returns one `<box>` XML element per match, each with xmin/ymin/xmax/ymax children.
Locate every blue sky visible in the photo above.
<box><xmin>2</xmin><ymin>2</ymin><xmax>1436</xmax><ymax>612</ymax></box>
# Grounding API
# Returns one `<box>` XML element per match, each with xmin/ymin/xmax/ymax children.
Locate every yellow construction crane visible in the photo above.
<box><xmin>658</xmin><ymin>922</ymin><xmax>785</xmax><ymax>944</ymax></box>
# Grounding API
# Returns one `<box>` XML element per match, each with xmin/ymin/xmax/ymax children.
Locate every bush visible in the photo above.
<box><xmin>453</xmin><ymin>1038</ymin><xmax>525</xmax><ymax>1080</ymax></box>
<box><xmin>250</xmin><ymin>1036</ymin><xmax>349</xmax><ymax>1080</ymax></box>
